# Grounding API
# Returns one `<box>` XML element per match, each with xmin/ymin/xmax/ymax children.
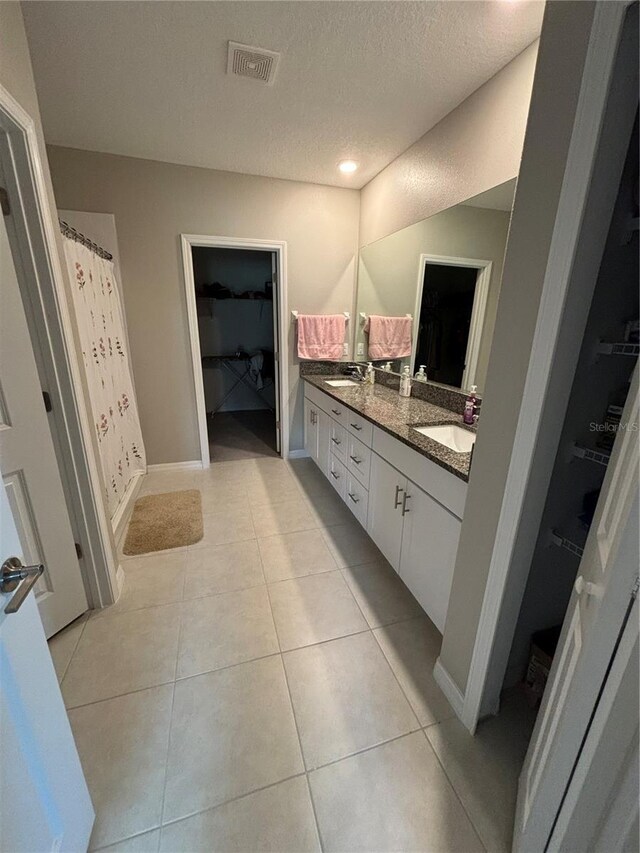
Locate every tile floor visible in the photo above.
<box><xmin>49</xmin><ymin>457</ymin><xmax>535</xmax><ymax>852</ymax></box>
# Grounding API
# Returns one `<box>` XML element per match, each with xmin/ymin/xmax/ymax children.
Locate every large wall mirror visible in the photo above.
<box><xmin>354</xmin><ymin>178</ymin><xmax>516</xmax><ymax>393</ymax></box>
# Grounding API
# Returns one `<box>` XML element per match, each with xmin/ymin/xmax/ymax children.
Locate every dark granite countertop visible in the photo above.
<box><xmin>303</xmin><ymin>374</ymin><xmax>475</xmax><ymax>482</ymax></box>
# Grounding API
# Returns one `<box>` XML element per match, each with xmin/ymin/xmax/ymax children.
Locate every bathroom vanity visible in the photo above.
<box><xmin>303</xmin><ymin>375</ymin><xmax>473</xmax><ymax>632</ymax></box>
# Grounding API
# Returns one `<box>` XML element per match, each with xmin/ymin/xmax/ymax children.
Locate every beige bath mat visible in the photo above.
<box><xmin>123</xmin><ymin>489</ymin><xmax>203</xmax><ymax>555</ymax></box>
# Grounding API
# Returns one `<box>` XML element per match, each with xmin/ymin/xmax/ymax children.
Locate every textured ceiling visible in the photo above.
<box><xmin>23</xmin><ymin>1</ymin><xmax>544</xmax><ymax>189</ymax></box>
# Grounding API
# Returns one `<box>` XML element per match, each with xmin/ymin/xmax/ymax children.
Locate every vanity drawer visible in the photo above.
<box><xmin>329</xmin><ymin>420</ymin><xmax>347</xmax><ymax>462</ymax></box>
<box><xmin>326</xmin><ymin>400</ymin><xmax>350</xmax><ymax>429</ymax></box>
<box><xmin>347</xmin><ymin>411</ymin><xmax>373</xmax><ymax>446</ymax></box>
<box><xmin>328</xmin><ymin>453</ymin><xmax>347</xmax><ymax>499</ymax></box>
<box><xmin>347</xmin><ymin>434</ymin><xmax>372</xmax><ymax>488</ymax></box>
<box><xmin>346</xmin><ymin>472</ymin><xmax>369</xmax><ymax>528</ymax></box>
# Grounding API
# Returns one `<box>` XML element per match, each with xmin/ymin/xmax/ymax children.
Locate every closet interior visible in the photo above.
<box><xmin>504</xmin><ymin>118</ymin><xmax>639</xmax><ymax>699</ymax></box>
<box><xmin>193</xmin><ymin>246</ymin><xmax>279</xmax><ymax>462</ymax></box>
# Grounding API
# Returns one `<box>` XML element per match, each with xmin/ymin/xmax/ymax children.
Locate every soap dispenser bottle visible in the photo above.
<box><xmin>365</xmin><ymin>362</ymin><xmax>376</xmax><ymax>385</ymax></box>
<box><xmin>463</xmin><ymin>385</ymin><xmax>478</xmax><ymax>425</ymax></box>
<box><xmin>415</xmin><ymin>365</ymin><xmax>427</xmax><ymax>383</ymax></box>
<box><xmin>399</xmin><ymin>366</ymin><xmax>412</xmax><ymax>398</ymax></box>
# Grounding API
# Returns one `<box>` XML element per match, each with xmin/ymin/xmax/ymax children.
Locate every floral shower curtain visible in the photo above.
<box><xmin>63</xmin><ymin>237</ymin><xmax>146</xmax><ymax>518</ymax></box>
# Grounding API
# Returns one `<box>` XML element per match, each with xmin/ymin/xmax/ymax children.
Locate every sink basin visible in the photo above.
<box><xmin>413</xmin><ymin>424</ymin><xmax>476</xmax><ymax>453</ymax></box>
<box><xmin>324</xmin><ymin>379</ymin><xmax>359</xmax><ymax>387</ymax></box>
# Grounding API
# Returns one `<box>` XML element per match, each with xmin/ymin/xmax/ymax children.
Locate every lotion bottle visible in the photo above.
<box><xmin>365</xmin><ymin>362</ymin><xmax>375</xmax><ymax>385</ymax></box>
<box><xmin>415</xmin><ymin>365</ymin><xmax>427</xmax><ymax>383</ymax></box>
<box><xmin>399</xmin><ymin>366</ymin><xmax>412</xmax><ymax>398</ymax></box>
<box><xmin>463</xmin><ymin>385</ymin><xmax>478</xmax><ymax>425</ymax></box>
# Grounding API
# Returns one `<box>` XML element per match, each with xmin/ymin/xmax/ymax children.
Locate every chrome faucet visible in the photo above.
<box><xmin>344</xmin><ymin>364</ymin><xmax>365</xmax><ymax>381</ymax></box>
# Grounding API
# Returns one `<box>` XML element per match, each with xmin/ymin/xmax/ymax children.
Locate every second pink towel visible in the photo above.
<box><xmin>365</xmin><ymin>315</ymin><xmax>412</xmax><ymax>359</ymax></box>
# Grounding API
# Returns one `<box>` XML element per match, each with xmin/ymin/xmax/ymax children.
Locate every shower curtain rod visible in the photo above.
<box><xmin>59</xmin><ymin>219</ymin><xmax>113</xmax><ymax>261</ymax></box>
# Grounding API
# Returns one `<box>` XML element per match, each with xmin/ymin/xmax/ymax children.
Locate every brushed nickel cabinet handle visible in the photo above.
<box><xmin>349</xmin><ymin>455</ymin><xmax>362</xmax><ymax>464</ymax></box>
<box><xmin>350</xmin><ymin>423</ymin><xmax>362</xmax><ymax>431</ymax></box>
<box><xmin>331</xmin><ymin>437</ymin><xmax>341</xmax><ymax>445</ymax></box>
<box><xmin>401</xmin><ymin>493</ymin><xmax>411</xmax><ymax>516</ymax></box>
<box><xmin>330</xmin><ymin>470</ymin><xmax>340</xmax><ymax>480</ymax></box>
<box><xmin>394</xmin><ymin>484</ymin><xmax>404</xmax><ymax>509</ymax></box>
<box><xmin>332</xmin><ymin>408</ymin><xmax>342</xmax><ymax>416</ymax></box>
<box><xmin>348</xmin><ymin>492</ymin><xmax>360</xmax><ymax>503</ymax></box>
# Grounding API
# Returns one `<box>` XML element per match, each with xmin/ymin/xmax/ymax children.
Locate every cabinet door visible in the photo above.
<box><xmin>317</xmin><ymin>409</ymin><xmax>332</xmax><ymax>476</ymax></box>
<box><xmin>366</xmin><ymin>453</ymin><xmax>406</xmax><ymax>570</ymax></box>
<box><xmin>399</xmin><ymin>480</ymin><xmax>461</xmax><ymax>633</ymax></box>
<box><xmin>304</xmin><ymin>397</ymin><xmax>318</xmax><ymax>464</ymax></box>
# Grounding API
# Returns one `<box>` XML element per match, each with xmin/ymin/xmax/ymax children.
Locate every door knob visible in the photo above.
<box><xmin>574</xmin><ymin>575</ymin><xmax>597</xmax><ymax>597</ymax></box>
<box><xmin>1</xmin><ymin>557</ymin><xmax>44</xmax><ymax>614</ymax></box>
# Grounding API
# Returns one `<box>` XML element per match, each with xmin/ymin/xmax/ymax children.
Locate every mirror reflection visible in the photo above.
<box><xmin>355</xmin><ymin>178</ymin><xmax>516</xmax><ymax>393</ymax></box>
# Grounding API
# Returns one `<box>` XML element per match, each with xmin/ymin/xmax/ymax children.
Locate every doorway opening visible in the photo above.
<box><xmin>181</xmin><ymin>235</ymin><xmax>289</xmax><ymax>467</ymax></box>
<box><xmin>412</xmin><ymin>254</ymin><xmax>491</xmax><ymax>390</ymax></box>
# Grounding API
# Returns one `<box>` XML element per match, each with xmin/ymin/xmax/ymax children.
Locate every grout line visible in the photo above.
<box><xmin>419</xmin><ymin>727</ymin><xmax>488</xmax><ymax>852</ymax></box>
<box><xmin>55</xmin><ymin>612</ymin><xmax>90</xmax><ymax>685</ymax></box>
<box><xmin>158</xmin><ymin>681</ymin><xmax>177</xmax><ymax>833</ymax></box>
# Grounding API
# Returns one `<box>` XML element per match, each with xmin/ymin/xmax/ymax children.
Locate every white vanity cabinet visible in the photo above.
<box><xmin>303</xmin><ymin>381</ymin><xmax>467</xmax><ymax>633</ymax></box>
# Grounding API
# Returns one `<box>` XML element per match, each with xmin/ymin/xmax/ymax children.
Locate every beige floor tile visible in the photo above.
<box><xmin>309</xmin><ymin>731</ymin><xmax>483</xmax><ymax>853</ymax></box>
<box><xmin>304</xmin><ymin>489</ymin><xmax>351</xmax><ymax>528</ymax></box>
<box><xmin>320</xmin><ymin>522</ymin><xmax>383</xmax><ymax>568</ymax></box>
<box><xmin>93</xmin><ymin>829</ymin><xmax>160</xmax><ymax>852</ymax></box>
<box><xmin>163</xmin><ymin>656</ymin><xmax>304</xmax><ymax>822</ymax></box>
<box><xmin>177</xmin><ymin>586</ymin><xmax>278</xmax><ymax>678</ymax></box>
<box><xmin>283</xmin><ymin>632</ymin><xmax>419</xmax><ymax>768</ymax></box>
<box><xmin>269</xmin><ymin>570</ymin><xmax>368</xmax><ymax>651</ymax></box>
<box><xmin>251</xmin><ymin>498</ymin><xmax>316</xmax><ymax>537</ymax></box>
<box><xmin>159</xmin><ymin>776</ymin><xmax>320</xmax><ymax>852</ymax></box>
<box><xmin>288</xmin><ymin>459</ymin><xmax>335</xmax><ymax>499</ymax></box>
<box><xmin>258</xmin><ymin>529</ymin><xmax>337</xmax><ymax>583</ymax></box>
<box><xmin>183</xmin><ymin>539</ymin><xmax>264</xmax><ymax>599</ymax></box>
<box><xmin>247</xmin><ymin>480</ymin><xmax>303</xmax><ymax>507</ymax></box>
<box><xmin>93</xmin><ymin>552</ymin><xmax>188</xmax><ymax>619</ymax></box>
<box><xmin>70</xmin><ymin>685</ymin><xmax>173</xmax><ymax>850</ymax></box>
<box><xmin>198</xmin><ymin>486</ymin><xmax>247</xmax><ymax>514</ymax></box>
<box><xmin>62</xmin><ymin>605</ymin><xmax>180</xmax><ymax>707</ymax></box>
<box><xmin>48</xmin><ymin>613</ymin><xmax>89</xmax><ymax>682</ymax></box>
<box><xmin>191</xmin><ymin>508</ymin><xmax>255</xmax><ymax>549</ymax></box>
<box><xmin>373</xmin><ymin>616</ymin><xmax>454</xmax><ymax>727</ymax></box>
<box><xmin>342</xmin><ymin>560</ymin><xmax>423</xmax><ymax>628</ymax></box>
<box><xmin>425</xmin><ymin>690</ymin><xmax>535</xmax><ymax>853</ymax></box>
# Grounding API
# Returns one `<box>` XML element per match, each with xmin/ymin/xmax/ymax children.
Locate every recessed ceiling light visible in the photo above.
<box><xmin>338</xmin><ymin>160</ymin><xmax>358</xmax><ymax>174</ymax></box>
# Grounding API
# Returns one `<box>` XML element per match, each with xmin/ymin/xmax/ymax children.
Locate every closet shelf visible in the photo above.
<box><xmin>550</xmin><ymin>530</ymin><xmax>584</xmax><ymax>559</ymax></box>
<box><xmin>572</xmin><ymin>444</ymin><xmax>611</xmax><ymax>467</ymax></box>
<box><xmin>596</xmin><ymin>341</ymin><xmax>639</xmax><ymax>357</ymax></box>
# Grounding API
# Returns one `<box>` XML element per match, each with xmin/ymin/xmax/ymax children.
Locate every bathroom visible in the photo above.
<box><xmin>1</xmin><ymin>2</ymin><xmax>638</xmax><ymax>852</ymax></box>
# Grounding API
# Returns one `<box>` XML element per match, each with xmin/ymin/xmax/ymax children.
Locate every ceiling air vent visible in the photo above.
<box><xmin>227</xmin><ymin>42</ymin><xmax>280</xmax><ymax>85</ymax></box>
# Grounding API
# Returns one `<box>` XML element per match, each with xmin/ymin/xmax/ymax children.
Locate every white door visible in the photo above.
<box><xmin>0</xmin><ymin>482</ymin><xmax>94</xmax><ymax>851</ymax></box>
<box><xmin>1</xmin><ymin>185</ymin><xmax>88</xmax><ymax>637</ymax></box>
<box><xmin>399</xmin><ymin>480</ymin><xmax>461</xmax><ymax>633</ymax></box>
<box><xmin>514</xmin><ymin>365</ymin><xmax>639</xmax><ymax>851</ymax></box>
<box><xmin>270</xmin><ymin>252</ymin><xmax>281</xmax><ymax>454</ymax></box>
<box><xmin>366</xmin><ymin>454</ymin><xmax>406</xmax><ymax>569</ymax></box>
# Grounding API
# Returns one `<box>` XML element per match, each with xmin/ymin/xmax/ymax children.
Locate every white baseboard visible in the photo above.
<box><xmin>147</xmin><ymin>460</ymin><xmax>203</xmax><ymax>472</ymax></box>
<box><xmin>288</xmin><ymin>449</ymin><xmax>310</xmax><ymax>459</ymax></box>
<box><xmin>115</xmin><ymin>563</ymin><xmax>125</xmax><ymax>600</ymax></box>
<box><xmin>433</xmin><ymin>657</ymin><xmax>466</xmax><ymax>723</ymax></box>
<box><xmin>111</xmin><ymin>471</ymin><xmax>144</xmax><ymax>545</ymax></box>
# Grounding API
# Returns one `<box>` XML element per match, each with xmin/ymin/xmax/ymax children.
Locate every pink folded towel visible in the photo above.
<box><xmin>364</xmin><ymin>315</ymin><xmax>412</xmax><ymax>359</ymax></box>
<box><xmin>297</xmin><ymin>314</ymin><xmax>347</xmax><ymax>360</ymax></box>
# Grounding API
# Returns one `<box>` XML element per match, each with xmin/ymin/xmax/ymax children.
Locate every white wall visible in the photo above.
<box><xmin>359</xmin><ymin>41</ymin><xmax>538</xmax><ymax>247</ymax></box>
<box><xmin>47</xmin><ymin>147</ymin><xmax>360</xmax><ymax>463</ymax></box>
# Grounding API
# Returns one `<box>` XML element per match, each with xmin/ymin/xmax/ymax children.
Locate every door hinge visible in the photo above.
<box><xmin>74</xmin><ymin>542</ymin><xmax>83</xmax><ymax>560</ymax></box>
<box><xmin>0</xmin><ymin>187</ymin><xmax>10</xmax><ymax>216</ymax></box>
<box><xmin>276</xmin><ymin>420</ymin><xmax>281</xmax><ymax>430</ymax></box>
<box><xmin>42</xmin><ymin>390</ymin><xmax>53</xmax><ymax>412</ymax></box>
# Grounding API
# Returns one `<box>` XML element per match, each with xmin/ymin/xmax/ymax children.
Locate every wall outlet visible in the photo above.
<box><xmin>343</xmin><ymin>342</ymin><xmax>349</xmax><ymax>356</ymax></box>
<box><xmin>356</xmin><ymin>342</ymin><xmax>364</xmax><ymax>356</ymax></box>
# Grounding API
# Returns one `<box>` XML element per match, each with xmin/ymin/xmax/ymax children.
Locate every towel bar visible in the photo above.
<box><xmin>291</xmin><ymin>310</ymin><xmax>350</xmax><ymax>322</ymax></box>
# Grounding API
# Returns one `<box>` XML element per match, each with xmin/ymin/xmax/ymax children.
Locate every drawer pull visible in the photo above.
<box><xmin>401</xmin><ymin>493</ymin><xmax>411</xmax><ymax>516</ymax></box>
<box><xmin>348</xmin><ymin>492</ymin><xmax>360</xmax><ymax>503</ymax></box>
<box><xmin>331</xmin><ymin>437</ymin><xmax>342</xmax><ymax>446</ymax></box>
<box><xmin>332</xmin><ymin>408</ymin><xmax>342</xmax><ymax>416</ymax></box>
<box><xmin>394</xmin><ymin>484</ymin><xmax>404</xmax><ymax>509</ymax></box>
<box><xmin>349</xmin><ymin>455</ymin><xmax>362</xmax><ymax>465</ymax></box>
<box><xmin>350</xmin><ymin>423</ymin><xmax>362</xmax><ymax>431</ymax></box>
<box><xmin>330</xmin><ymin>470</ymin><xmax>340</xmax><ymax>480</ymax></box>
